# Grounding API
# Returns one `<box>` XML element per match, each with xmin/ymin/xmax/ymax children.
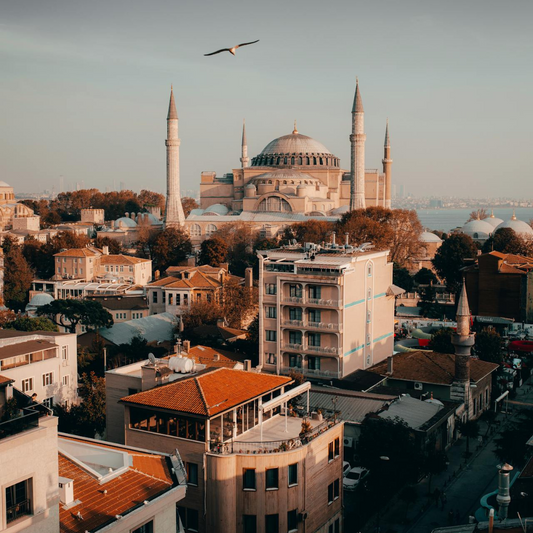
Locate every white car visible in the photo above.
<box><xmin>343</xmin><ymin>467</ymin><xmax>369</xmax><ymax>491</ymax></box>
<box><xmin>343</xmin><ymin>461</ymin><xmax>351</xmax><ymax>477</ymax></box>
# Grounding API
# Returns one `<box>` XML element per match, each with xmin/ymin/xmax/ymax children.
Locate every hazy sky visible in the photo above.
<box><xmin>1</xmin><ymin>0</ymin><xmax>532</xmax><ymax>198</ymax></box>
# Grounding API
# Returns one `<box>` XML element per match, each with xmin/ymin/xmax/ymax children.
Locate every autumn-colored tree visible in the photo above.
<box><xmin>213</xmin><ymin>223</ymin><xmax>259</xmax><ymax>276</ymax></box>
<box><xmin>3</xmin><ymin>237</ymin><xmax>34</xmax><ymax>312</ymax></box>
<box><xmin>94</xmin><ymin>236</ymin><xmax>122</xmax><ymax>254</ymax></box>
<box><xmin>482</xmin><ymin>227</ymin><xmax>526</xmax><ymax>255</ymax></box>
<box><xmin>221</xmin><ymin>279</ymin><xmax>258</xmax><ymax>329</ymax></box>
<box><xmin>467</xmin><ymin>208</ymin><xmax>488</xmax><ymax>222</ymax></box>
<box><xmin>181</xmin><ymin>197</ymin><xmax>200</xmax><ymax>217</ymax></box>
<box><xmin>138</xmin><ymin>189</ymin><xmax>165</xmax><ymax>211</ymax></box>
<box><xmin>281</xmin><ymin>220</ymin><xmax>334</xmax><ymax>245</ymax></box>
<box><xmin>151</xmin><ymin>227</ymin><xmax>192</xmax><ymax>272</ymax></box>
<box><xmin>198</xmin><ymin>237</ymin><xmax>228</xmax><ymax>267</ymax></box>
<box><xmin>432</xmin><ymin>233</ymin><xmax>478</xmax><ymax>293</ymax></box>
<box><xmin>254</xmin><ymin>238</ymin><xmax>279</xmax><ymax>251</ymax></box>
<box><xmin>0</xmin><ymin>309</ymin><xmax>17</xmax><ymax>327</ymax></box>
<box><xmin>181</xmin><ymin>301</ymin><xmax>223</xmax><ymax>330</ymax></box>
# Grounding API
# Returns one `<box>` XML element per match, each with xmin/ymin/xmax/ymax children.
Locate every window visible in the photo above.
<box><xmin>62</xmin><ymin>346</ymin><xmax>68</xmax><ymax>360</ymax></box>
<box><xmin>289</xmin><ymin>284</ymin><xmax>302</xmax><ymax>298</ymax></box>
<box><xmin>132</xmin><ymin>520</ymin><xmax>153</xmax><ymax>533</ymax></box>
<box><xmin>334</xmin><ymin>478</ymin><xmax>340</xmax><ymax>499</ymax></box>
<box><xmin>258</xmin><ymin>196</ymin><xmax>291</xmax><ymax>213</ymax></box>
<box><xmin>187</xmin><ymin>463</ymin><xmax>198</xmax><ymax>486</ymax></box>
<box><xmin>62</xmin><ymin>376</ymin><xmax>70</xmax><ymax>386</ymax></box>
<box><xmin>162</xmin><ymin>292</ymin><xmax>166</xmax><ymax>304</ymax></box>
<box><xmin>367</xmin><ymin>310</ymin><xmax>371</xmax><ymax>323</ymax></box>
<box><xmin>288</xmin><ymin>331</ymin><xmax>302</xmax><ymax>345</ymax></box>
<box><xmin>152</xmin><ymin>291</ymin><xmax>158</xmax><ymax>304</ymax></box>
<box><xmin>266</xmin><ymin>306</ymin><xmax>277</xmax><ymax>319</ymax></box>
<box><xmin>43</xmin><ymin>397</ymin><xmax>53</xmax><ymax>409</ymax></box>
<box><xmin>177</xmin><ymin>507</ymin><xmax>199</xmax><ymax>532</ymax></box>
<box><xmin>265</xmin><ymin>514</ymin><xmax>279</xmax><ymax>533</ymax></box>
<box><xmin>243</xmin><ymin>469</ymin><xmax>256</xmax><ymax>490</ymax></box>
<box><xmin>328</xmin><ymin>441</ymin><xmax>334</xmax><ymax>462</ymax></box>
<box><xmin>368</xmin><ymin>264</ymin><xmax>373</xmax><ymax>276</ymax></box>
<box><xmin>190</xmin><ymin>224</ymin><xmax>201</xmax><ymax>237</ymax></box>
<box><xmin>5</xmin><ymin>479</ymin><xmax>32</xmax><ymax>524</ymax></box>
<box><xmin>243</xmin><ymin>515</ymin><xmax>257</xmax><ymax>533</ymax></box>
<box><xmin>367</xmin><ymin>288</ymin><xmax>372</xmax><ymax>300</ymax></box>
<box><xmin>169</xmin><ymin>293</ymin><xmax>174</xmax><ymax>305</ymax></box>
<box><xmin>21</xmin><ymin>378</ymin><xmax>33</xmax><ymax>393</ymax></box>
<box><xmin>265</xmin><ymin>284</ymin><xmax>277</xmax><ymax>295</ymax></box>
<box><xmin>176</xmin><ymin>294</ymin><xmax>181</xmax><ymax>306</ymax></box>
<box><xmin>288</xmin><ymin>463</ymin><xmax>298</xmax><ymax>486</ymax></box>
<box><xmin>309</xmin><ymin>285</ymin><xmax>321</xmax><ymax>299</ymax></box>
<box><xmin>266</xmin><ymin>468</ymin><xmax>279</xmax><ymax>490</ymax></box>
<box><xmin>334</xmin><ymin>437</ymin><xmax>340</xmax><ymax>457</ymax></box>
<box><xmin>308</xmin><ymin>309</ymin><xmax>321</xmax><ymax>323</ymax></box>
<box><xmin>42</xmin><ymin>372</ymin><xmax>53</xmax><ymax>386</ymax></box>
<box><xmin>266</xmin><ymin>330</ymin><xmax>277</xmax><ymax>342</ymax></box>
<box><xmin>328</xmin><ymin>482</ymin><xmax>334</xmax><ymax>504</ymax></box>
<box><xmin>289</xmin><ymin>307</ymin><xmax>302</xmax><ymax>321</ymax></box>
<box><xmin>266</xmin><ymin>353</ymin><xmax>277</xmax><ymax>365</ymax></box>
<box><xmin>329</xmin><ymin>518</ymin><xmax>340</xmax><ymax>533</ymax></box>
<box><xmin>308</xmin><ymin>356</ymin><xmax>320</xmax><ymax>370</ymax></box>
<box><xmin>206</xmin><ymin>224</ymin><xmax>217</xmax><ymax>237</ymax></box>
<box><xmin>308</xmin><ymin>333</ymin><xmax>321</xmax><ymax>347</ymax></box>
<box><xmin>288</xmin><ymin>509</ymin><xmax>298</xmax><ymax>532</ymax></box>
<box><xmin>289</xmin><ymin>354</ymin><xmax>302</xmax><ymax>368</ymax></box>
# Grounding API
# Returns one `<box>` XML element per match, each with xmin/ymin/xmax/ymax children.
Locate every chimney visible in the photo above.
<box><xmin>154</xmin><ymin>270</ymin><xmax>160</xmax><ymax>280</ymax></box>
<box><xmin>387</xmin><ymin>356</ymin><xmax>393</xmax><ymax>375</ymax></box>
<box><xmin>496</xmin><ymin>463</ymin><xmax>513</xmax><ymax>520</ymax></box>
<box><xmin>345</xmin><ymin>232</ymin><xmax>349</xmax><ymax>246</ymax></box>
<box><xmin>332</xmin><ymin>232</ymin><xmax>336</xmax><ymax>245</ymax></box>
<box><xmin>102</xmin><ymin>245</ymin><xmax>109</xmax><ymax>255</ymax></box>
<box><xmin>220</xmin><ymin>262</ymin><xmax>229</xmax><ymax>272</ymax></box>
<box><xmin>488</xmin><ymin>509</ymin><xmax>494</xmax><ymax>533</ymax></box>
<box><xmin>183</xmin><ymin>340</ymin><xmax>190</xmax><ymax>353</ymax></box>
<box><xmin>217</xmin><ymin>318</ymin><xmax>226</xmax><ymax>328</ymax></box>
<box><xmin>58</xmin><ymin>477</ymin><xmax>74</xmax><ymax>505</ymax></box>
<box><xmin>213</xmin><ymin>353</ymin><xmax>220</xmax><ymax>362</ymax></box>
<box><xmin>5</xmin><ymin>384</ymin><xmax>13</xmax><ymax>401</ymax></box>
<box><xmin>244</xmin><ymin>359</ymin><xmax>251</xmax><ymax>371</ymax></box>
<box><xmin>245</xmin><ymin>267</ymin><xmax>253</xmax><ymax>289</ymax></box>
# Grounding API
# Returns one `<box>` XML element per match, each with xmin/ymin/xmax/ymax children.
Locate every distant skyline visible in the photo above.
<box><xmin>1</xmin><ymin>0</ymin><xmax>532</xmax><ymax>198</ymax></box>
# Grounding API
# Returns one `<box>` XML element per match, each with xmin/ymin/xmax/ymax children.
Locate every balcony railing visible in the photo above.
<box><xmin>282</xmin><ymin>343</ymin><xmax>304</xmax><ymax>351</ymax></box>
<box><xmin>282</xmin><ymin>367</ymin><xmax>341</xmax><ymax>379</ymax></box>
<box><xmin>281</xmin><ymin>320</ymin><xmax>340</xmax><ymax>331</ymax></box>
<box><xmin>6</xmin><ymin>499</ymin><xmax>31</xmax><ymax>524</ymax></box>
<box><xmin>0</xmin><ymin>408</ymin><xmax>40</xmax><ymax>441</ymax></box>
<box><xmin>282</xmin><ymin>297</ymin><xmax>304</xmax><ymax>304</ymax></box>
<box><xmin>281</xmin><ymin>344</ymin><xmax>338</xmax><ymax>355</ymax></box>
<box><xmin>282</xmin><ymin>320</ymin><xmax>304</xmax><ymax>327</ymax></box>
<box><xmin>281</xmin><ymin>297</ymin><xmax>341</xmax><ymax>307</ymax></box>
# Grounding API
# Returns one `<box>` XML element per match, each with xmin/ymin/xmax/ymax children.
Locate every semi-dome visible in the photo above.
<box><xmin>461</xmin><ymin>219</ymin><xmax>494</xmax><ymax>241</ymax></box>
<box><xmin>420</xmin><ymin>231</ymin><xmax>442</xmax><ymax>243</ymax></box>
<box><xmin>115</xmin><ymin>217</ymin><xmax>138</xmax><ymax>228</ymax></box>
<box><xmin>203</xmin><ymin>204</ymin><xmax>230</xmax><ymax>216</ymax></box>
<box><xmin>251</xmin><ymin>127</ymin><xmax>340</xmax><ymax>168</ymax></box>
<box><xmin>249</xmin><ymin>169</ymin><xmax>319</xmax><ymax>187</ymax></box>
<box><xmin>495</xmin><ymin>214</ymin><xmax>533</xmax><ymax>237</ymax></box>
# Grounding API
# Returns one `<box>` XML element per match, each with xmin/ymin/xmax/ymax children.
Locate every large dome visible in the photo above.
<box><xmin>495</xmin><ymin>215</ymin><xmax>533</xmax><ymax>237</ymax></box>
<box><xmin>485</xmin><ymin>214</ymin><xmax>504</xmax><ymax>227</ymax></box>
<box><xmin>420</xmin><ymin>231</ymin><xmax>442</xmax><ymax>243</ymax></box>
<box><xmin>462</xmin><ymin>219</ymin><xmax>494</xmax><ymax>241</ymax></box>
<box><xmin>251</xmin><ymin>128</ymin><xmax>340</xmax><ymax>168</ymax></box>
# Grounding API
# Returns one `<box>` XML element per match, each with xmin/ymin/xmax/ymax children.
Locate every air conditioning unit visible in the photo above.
<box><xmin>298</xmin><ymin>511</ymin><xmax>308</xmax><ymax>522</ymax></box>
<box><xmin>414</xmin><ymin>382</ymin><xmax>423</xmax><ymax>391</ymax></box>
<box><xmin>343</xmin><ymin>437</ymin><xmax>354</xmax><ymax>448</ymax></box>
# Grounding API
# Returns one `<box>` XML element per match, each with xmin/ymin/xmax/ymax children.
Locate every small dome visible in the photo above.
<box><xmin>495</xmin><ymin>217</ymin><xmax>533</xmax><ymax>237</ymax></box>
<box><xmin>462</xmin><ymin>219</ymin><xmax>494</xmax><ymax>240</ymax></box>
<box><xmin>145</xmin><ymin>213</ymin><xmax>163</xmax><ymax>225</ymax></box>
<box><xmin>329</xmin><ymin>205</ymin><xmax>350</xmax><ymax>216</ymax></box>
<box><xmin>28</xmin><ymin>293</ymin><xmax>54</xmax><ymax>307</ymax></box>
<box><xmin>485</xmin><ymin>215</ymin><xmax>504</xmax><ymax>227</ymax></box>
<box><xmin>203</xmin><ymin>204</ymin><xmax>229</xmax><ymax>216</ymax></box>
<box><xmin>245</xmin><ymin>183</ymin><xmax>256</xmax><ymax>189</ymax></box>
<box><xmin>420</xmin><ymin>231</ymin><xmax>442</xmax><ymax>243</ymax></box>
<box><xmin>115</xmin><ymin>217</ymin><xmax>138</xmax><ymax>228</ymax></box>
<box><xmin>296</xmin><ymin>183</ymin><xmax>308</xmax><ymax>190</ymax></box>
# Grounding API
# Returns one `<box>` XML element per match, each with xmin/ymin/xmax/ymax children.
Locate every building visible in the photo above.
<box><xmin>0</xmin><ymin>377</ymin><xmax>58</xmax><ymax>533</ymax></box>
<box><xmin>97</xmin><ymin>212</ymin><xmax>164</xmax><ymax>246</ymax></box>
<box><xmin>0</xmin><ymin>330</ymin><xmax>78</xmax><ymax>408</ymax></box>
<box><xmin>80</xmin><ymin>208</ymin><xmax>105</xmax><ymax>225</ymax></box>
<box><xmin>406</xmin><ymin>231</ymin><xmax>443</xmax><ymax>273</ymax></box>
<box><xmin>115</xmin><ymin>366</ymin><xmax>344</xmax><ymax>533</ymax></box>
<box><xmin>458</xmin><ymin>210</ymin><xmax>533</xmax><ymax>243</ymax></box>
<box><xmin>258</xmin><ymin>242</ymin><xmax>396</xmax><ymax>380</ymax></box>
<box><xmin>463</xmin><ymin>251</ymin><xmax>533</xmax><ymax>323</ymax></box>
<box><xmin>30</xmin><ymin>279</ymin><xmax>141</xmax><ymax>301</ymax></box>
<box><xmin>53</xmin><ymin>247</ymin><xmax>101</xmax><ymax>281</ymax></box>
<box><xmin>57</xmin><ymin>435</ymin><xmax>187</xmax><ymax>533</ymax></box>
<box><xmin>99</xmin><ymin>254</ymin><xmax>152</xmax><ymax>285</ymax></box>
<box><xmin>177</xmin><ymin>80</ymin><xmax>392</xmax><ymax>243</ymax></box>
<box><xmin>87</xmin><ymin>294</ymin><xmax>149</xmax><ymax>322</ymax></box>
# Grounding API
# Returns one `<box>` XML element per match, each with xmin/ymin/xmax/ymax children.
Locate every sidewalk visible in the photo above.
<box><xmin>360</xmin><ymin>378</ymin><xmax>533</xmax><ymax>533</ymax></box>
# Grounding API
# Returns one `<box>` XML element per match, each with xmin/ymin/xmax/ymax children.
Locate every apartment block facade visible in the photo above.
<box><xmin>258</xmin><ymin>245</ymin><xmax>395</xmax><ymax>379</ymax></box>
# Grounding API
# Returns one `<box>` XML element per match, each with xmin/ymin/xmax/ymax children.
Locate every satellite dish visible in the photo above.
<box><xmin>148</xmin><ymin>353</ymin><xmax>157</xmax><ymax>364</ymax></box>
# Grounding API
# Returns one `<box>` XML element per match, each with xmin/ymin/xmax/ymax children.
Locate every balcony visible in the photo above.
<box><xmin>282</xmin><ymin>343</ymin><xmax>304</xmax><ymax>352</ymax></box>
<box><xmin>307</xmin><ymin>298</ymin><xmax>340</xmax><ymax>307</ymax></box>
<box><xmin>0</xmin><ymin>407</ymin><xmax>40</xmax><ymax>441</ymax></box>
<box><xmin>282</xmin><ymin>296</ymin><xmax>304</xmax><ymax>305</ymax></box>
<box><xmin>306</xmin><ymin>345</ymin><xmax>338</xmax><ymax>355</ymax></box>
<box><xmin>281</xmin><ymin>320</ymin><xmax>304</xmax><ymax>327</ymax></box>
<box><xmin>282</xmin><ymin>367</ymin><xmax>342</xmax><ymax>380</ymax></box>
<box><xmin>306</xmin><ymin>321</ymin><xmax>340</xmax><ymax>332</ymax></box>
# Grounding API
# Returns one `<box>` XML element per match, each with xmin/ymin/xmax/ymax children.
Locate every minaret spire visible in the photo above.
<box><xmin>165</xmin><ymin>86</ymin><xmax>185</xmax><ymax>227</ymax></box>
<box><xmin>382</xmin><ymin>118</ymin><xmax>392</xmax><ymax>209</ymax></box>
<box><xmin>350</xmin><ymin>78</ymin><xmax>366</xmax><ymax>210</ymax></box>
<box><xmin>240</xmin><ymin>119</ymin><xmax>249</xmax><ymax>168</ymax></box>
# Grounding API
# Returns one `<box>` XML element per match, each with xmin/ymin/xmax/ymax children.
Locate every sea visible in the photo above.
<box><xmin>415</xmin><ymin>207</ymin><xmax>533</xmax><ymax>233</ymax></box>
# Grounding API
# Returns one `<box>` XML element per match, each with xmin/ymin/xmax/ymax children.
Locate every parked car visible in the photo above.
<box><xmin>343</xmin><ymin>467</ymin><xmax>369</xmax><ymax>491</ymax></box>
<box><xmin>343</xmin><ymin>461</ymin><xmax>351</xmax><ymax>477</ymax></box>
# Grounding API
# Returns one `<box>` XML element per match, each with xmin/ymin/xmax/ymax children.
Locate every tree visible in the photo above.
<box><xmin>213</xmin><ymin>223</ymin><xmax>259</xmax><ymax>277</ymax></box>
<box><xmin>3</xmin><ymin>239</ymin><xmax>34</xmax><ymax>312</ymax></box>
<box><xmin>423</xmin><ymin>447</ymin><xmax>448</xmax><ymax>494</ymax></box>
<box><xmin>393</xmin><ymin>265</ymin><xmax>414</xmax><ymax>293</ymax></box>
<box><xmin>151</xmin><ymin>227</ymin><xmax>192</xmax><ymax>272</ymax></box>
<box><xmin>474</xmin><ymin>329</ymin><xmax>503</xmax><ymax>364</ymax></box>
<box><xmin>94</xmin><ymin>236</ymin><xmax>122</xmax><ymax>254</ymax></box>
<box><xmin>458</xmin><ymin>419</ymin><xmax>479</xmax><ymax>456</ymax></box>
<box><xmin>467</xmin><ymin>209</ymin><xmax>488</xmax><ymax>222</ymax></box>
<box><xmin>181</xmin><ymin>301</ymin><xmax>223</xmax><ymax>330</ymax></box>
<box><xmin>493</xmin><ymin>410</ymin><xmax>533</xmax><ymax>466</ymax></box>
<box><xmin>37</xmin><ymin>299</ymin><xmax>114</xmax><ymax>333</ymax></box>
<box><xmin>138</xmin><ymin>189</ymin><xmax>165</xmax><ymax>212</ymax></box>
<box><xmin>221</xmin><ymin>279</ymin><xmax>258</xmax><ymax>329</ymax></box>
<box><xmin>181</xmin><ymin>197</ymin><xmax>199</xmax><ymax>217</ymax></box>
<box><xmin>432</xmin><ymin>233</ymin><xmax>478</xmax><ymax>293</ymax></box>
<box><xmin>414</xmin><ymin>268</ymin><xmax>438</xmax><ymax>285</ymax></box>
<box><xmin>198</xmin><ymin>237</ymin><xmax>228</xmax><ymax>267</ymax></box>
<box><xmin>429</xmin><ymin>328</ymin><xmax>454</xmax><ymax>354</ymax></box>
<box><xmin>482</xmin><ymin>227</ymin><xmax>526</xmax><ymax>255</ymax></box>
<box><xmin>281</xmin><ymin>220</ymin><xmax>333</xmax><ymax>245</ymax></box>
<box><xmin>5</xmin><ymin>316</ymin><xmax>59</xmax><ymax>332</ymax></box>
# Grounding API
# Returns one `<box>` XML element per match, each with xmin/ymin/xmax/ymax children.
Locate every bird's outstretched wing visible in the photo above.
<box><xmin>235</xmin><ymin>39</ymin><xmax>260</xmax><ymax>49</ymax></box>
<box><xmin>204</xmin><ymin>48</ymin><xmax>232</xmax><ymax>56</ymax></box>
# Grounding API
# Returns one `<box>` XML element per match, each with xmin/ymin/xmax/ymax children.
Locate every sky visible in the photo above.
<box><xmin>1</xmin><ymin>0</ymin><xmax>532</xmax><ymax>198</ymax></box>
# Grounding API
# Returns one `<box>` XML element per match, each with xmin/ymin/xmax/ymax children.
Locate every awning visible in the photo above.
<box><xmin>387</xmin><ymin>284</ymin><xmax>406</xmax><ymax>297</ymax></box>
<box><xmin>474</xmin><ymin>316</ymin><xmax>514</xmax><ymax>325</ymax></box>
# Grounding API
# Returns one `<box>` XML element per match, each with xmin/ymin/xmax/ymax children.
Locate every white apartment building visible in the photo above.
<box><xmin>0</xmin><ymin>331</ymin><xmax>78</xmax><ymax>408</ymax></box>
<box><xmin>258</xmin><ymin>242</ymin><xmax>397</xmax><ymax>380</ymax></box>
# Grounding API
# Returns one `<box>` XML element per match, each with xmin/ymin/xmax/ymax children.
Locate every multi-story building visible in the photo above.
<box><xmin>116</xmin><ymin>366</ymin><xmax>344</xmax><ymax>533</ymax></box>
<box><xmin>0</xmin><ymin>377</ymin><xmax>59</xmax><ymax>533</ymax></box>
<box><xmin>258</xmin><ymin>242</ymin><xmax>396</xmax><ymax>380</ymax></box>
<box><xmin>88</xmin><ymin>294</ymin><xmax>149</xmax><ymax>322</ymax></box>
<box><xmin>53</xmin><ymin>247</ymin><xmax>101</xmax><ymax>281</ymax></box>
<box><xmin>0</xmin><ymin>330</ymin><xmax>78</xmax><ymax>408</ymax></box>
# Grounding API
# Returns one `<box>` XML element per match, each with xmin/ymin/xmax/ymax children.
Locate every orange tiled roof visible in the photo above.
<box><xmin>59</xmin><ymin>438</ymin><xmax>175</xmax><ymax>533</ymax></box>
<box><xmin>369</xmin><ymin>350</ymin><xmax>498</xmax><ymax>385</ymax></box>
<box><xmin>148</xmin><ymin>270</ymin><xmax>222</xmax><ymax>289</ymax></box>
<box><xmin>54</xmin><ymin>248</ymin><xmax>100</xmax><ymax>258</ymax></box>
<box><xmin>0</xmin><ymin>374</ymin><xmax>14</xmax><ymax>385</ymax></box>
<box><xmin>188</xmin><ymin>345</ymin><xmax>245</xmax><ymax>368</ymax></box>
<box><xmin>121</xmin><ymin>368</ymin><xmax>292</xmax><ymax>416</ymax></box>
<box><xmin>100</xmin><ymin>254</ymin><xmax>150</xmax><ymax>265</ymax></box>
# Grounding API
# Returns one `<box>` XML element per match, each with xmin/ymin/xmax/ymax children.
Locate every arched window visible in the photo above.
<box><xmin>206</xmin><ymin>224</ymin><xmax>217</xmax><ymax>237</ymax></box>
<box><xmin>313</xmin><ymin>157</ymin><xmax>317</xmax><ymax>165</ymax></box>
<box><xmin>276</xmin><ymin>157</ymin><xmax>281</xmax><ymax>165</ymax></box>
<box><xmin>298</xmin><ymin>157</ymin><xmax>302</xmax><ymax>165</ymax></box>
<box><xmin>291</xmin><ymin>157</ymin><xmax>295</xmax><ymax>165</ymax></box>
<box><xmin>257</xmin><ymin>196</ymin><xmax>292</xmax><ymax>213</ymax></box>
<box><xmin>319</xmin><ymin>157</ymin><xmax>323</xmax><ymax>165</ymax></box>
<box><xmin>306</xmin><ymin>157</ymin><xmax>310</xmax><ymax>165</ymax></box>
<box><xmin>284</xmin><ymin>157</ymin><xmax>288</xmax><ymax>164</ymax></box>
<box><xmin>190</xmin><ymin>224</ymin><xmax>201</xmax><ymax>237</ymax></box>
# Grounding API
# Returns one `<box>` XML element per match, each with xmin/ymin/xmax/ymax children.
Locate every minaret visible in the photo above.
<box><xmin>350</xmin><ymin>78</ymin><xmax>366</xmax><ymax>210</ymax></box>
<box><xmin>382</xmin><ymin>119</ymin><xmax>392</xmax><ymax>209</ymax></box>
<box><xmin>240</xmin><ymin>119</ymin><xmax>249</xmax><ymax>168</ymax></box>
<box><xmin>450</xmin><ymin>280</ymin><xmax>476</xmax><ymax>418</ymax></box>
<box><xmin>165</xmin><ymin>86</ymin><xmax>185</xmax><ymax>227</ymax></box>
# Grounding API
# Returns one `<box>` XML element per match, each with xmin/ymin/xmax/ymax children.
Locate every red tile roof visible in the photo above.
<box><xmin>0</xmin><ymin>374</ymin><xmax>14</xmax><ymax>385</ymax></box>
<box><xmin>369</xmin><ymin>350</ymin><xmax>499</xmax><ymax>385</ymax></box>
<box><xmin>187</xmin><ymin>345</ymin><xmax>245</xmax><ymax>368</ymax></box>
<box><xmin>54</xmin><ymin>248</ymin><xmax>100</xmax><ymax>258</ymax></box>
<box><xmin>100</xmin><ymin>254</ymin><xmax>150</xmax><ymax>265</ymax></box>
<box><xmin>121</xmin><ymin>368</ymin><xmax>292</xmax><ymax>416</ymax></box>
<box><xmin>59</xmin><ymin>437</ymin><xmax>176</xmax><ymax>533</ymax></box>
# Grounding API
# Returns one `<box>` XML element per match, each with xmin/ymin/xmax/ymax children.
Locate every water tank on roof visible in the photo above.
<box><xmin>169</xmin><ymin>356</ymin><xmax>194</xmax><ymax>373</ymax></box>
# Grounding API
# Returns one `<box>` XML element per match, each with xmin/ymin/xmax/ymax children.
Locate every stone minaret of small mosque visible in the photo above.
<box><xmin>165</xmin><ymin>86</ymin><xmax>185</xmax><ymax>227</ymax></box>
<box><xmin>450</xmin><ymin>280</ymin><xmax>476</xmax><ymax>418</ymax></box>
<box><xmin>240</xmin><ymin>120</ymin><xmax>249</xmax><ymax>169</ymax></box>
<box><xmin>350</xmin><ymin>78</ymin><xmax>366</xmax><ymax>210</ymax></box>
<box><xmin>382</xmin><ymin>119</ymin><xmax>392</xmax><ymax>209</ymax></box>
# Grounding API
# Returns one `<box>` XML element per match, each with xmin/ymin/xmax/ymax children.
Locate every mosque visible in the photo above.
<box><xmin>161</xmin><ymin>81</ymin><xmax>393</xmax><ymax>244</ymax></box>
<box><xmin>459</xmin><ymin>210</ymin><xmax>533</xmax><ymax>243</ymax></box>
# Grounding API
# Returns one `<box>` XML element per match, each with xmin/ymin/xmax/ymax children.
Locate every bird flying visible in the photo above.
<box><xmin>204</xmin><ymin>40</ymin><xmax>259</xmax><ymax>57</ymax></box>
